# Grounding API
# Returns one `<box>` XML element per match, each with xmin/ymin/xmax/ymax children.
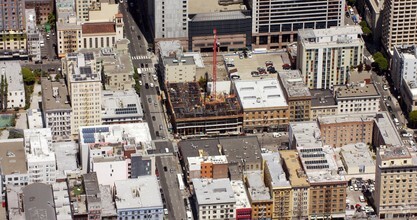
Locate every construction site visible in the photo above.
<box><xmin>166</xmin><ymin>82</ymin><xmax>243</xmax><ymax>137</ymax></box>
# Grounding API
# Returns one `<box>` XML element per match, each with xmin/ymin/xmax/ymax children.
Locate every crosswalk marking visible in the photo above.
<box><xmin>131</xmin><ymin>55</ymin><xmax>150</xmax><ymax>60</ymax></box>
<box><xmin>138</xmin><ymin>67</ymin><xmax>155</xmax><ymax>72</ymax></box>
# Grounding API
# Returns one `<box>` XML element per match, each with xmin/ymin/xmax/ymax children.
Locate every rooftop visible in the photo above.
<box><xmin>41</xmin><ymin>78</ymin><xmax>71</xmax><ymax>111</ymax></box>
<box><xmin>52</xmin><ymin>182</ymin><xmax>72</xmax><ymax>220</ymax></box>
<box><xmin>310</xmin><ymin>89</ymin><xmax>337</xmax><ymax>107</ymax></box>
<box><xmin>334</xmin><ymin>83</ymin><xmax>380</xmax><ymax>99</ymax></box>
<box><xmin>102</xmin><ymin>90</ymin><xmax>143</xmax><ymax>120</ymax></box>
<box><xmin>395</xmin><ymin>45</ymin><xmax>417</xmax><ymax>60</ymax></box>
<box><xmin>191</xmin><ymin>10</ymin><xmax>249</xmax><ymax>22</ymax></box>
<box><xmin>230</xmin><ymin>180</ymin><xmax>251</xmax><ymax>209</ymax></box>
<box><xmin>379</xmin><ymin>146</ymin><xmax>412</xmax><ymax>161</ymax></box>
<box><xmin>188</xmin><ymin>155</ymin><xmax>228</xmax><ymax>171</ymax></box>
<box><xmin>23</xmin><ymin>183</ymin><xmax>57</xmax><ymax>220</ymax></box>
<box><xmin>318</xmin><ymin>113</ymin><xmax>376</xmax><ymax>125</ymax></box>
<box><xmin>262</xmin><ymin>152</ymin><xmax>291</xmax><ymax>188</ymax></box>
<box><xmin>245</xmin><ymin>171</ymin><xmax>271</xmax><ymax>201</ymax></box>
<box><xmin>0</xmin><ymin>61</ymin><xmax>24</xmax><ymax>92</ymax></box>
<box><xmin>83</xmin><ymin>172</ymin><xmax>101</xmax><ymax>204</ymax></box>
<box><xmin>167</xmin><ymin>82</ymin><xmax>242</xmax><ymax>120</ymax></box>
<box><xmin>67</xmin><ymin>53</ymin><xmax>101</xmax><ymax>82</ymax></box>
<box><xmin>278</xmin><ymin>70</ymin><xmax>311</xmax><ymax>99</ymax></box>
<box><xmin>340</xmin><ymin>143</ymin><xmax>375</xmax><ymax>170</ymax></box>
<box><xmin>178</xmin><ymin>139</ymin><xmax>222</xmax><ymax>164</ymax></box>
<box><xmin>164</xmin><ymin>56</ymin><xmax>195</xmax><ymax>66</ymax></box>
<box><xmin>234</xmin><ymin>79</ymin><xmax>288</xmax><ymax>109</ymax></box>
<box><xmin>192</xmin><ymin>178</ymin><xmax>236</xmax><ymax>205</ymax></box>
<box><xmin>114</xmin><ymin>176</ymin><xmax>163</xmax><ymax>210</ymax></box>
<box><xmin>188</xmin><ymin>0</ymin><xmax>244</xmax><ymax>14</ymax></box>
<box><xmin>280</xmin><ymin>150</ymin><xmax>309</xmax><ymax>187</ymax></box>
<box><xmin>0</xmin><ymin>139</ymin><xmax>27</xmax><ymax>175</ymax></box>
<box><xmin>298</xmin><ymin>26</ymin><xmax>363</xmax><ymax>45</ymax></box>
<box><xmin>81</xmin><ymin>22</ymin><xmax>115</xmax><ymax>34</ymax></box>
<box><xmin>100</xmin><ymin>185</ymin><xmax>117</xmax><ymax>217</ymax></box>
<box><xmin>25</xmin><ymin>128</ymin><xmax>55</xmax><ymax>163</ymax></box>
<box><xmin>374</xmin><ymin>112</ymin><xmax>403</xmax><ymax>147</ymax></box>
<box><xmin>219</xmin><ymin>136</ymin><xmax>262</xmax><ymax>165</ymax></box>
<box><xmin>290</xmin><ymin>121</ymin><xmax>323</xmax><ymax>148</ymax></box>
<box><xmin>53</xmin><ymin>142</ymin><xmax>78</xmax><ymax>179</ymax></box>
<box><xmin>157</xmin><ymin>40</ymin><xmax>182</xmax><ymax>58</ymax></box>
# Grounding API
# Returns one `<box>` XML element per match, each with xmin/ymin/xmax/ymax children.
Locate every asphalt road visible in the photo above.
<box><xmin>156</xmin><ymin>156</ymin><xmax>187</xmax><ymax>220</ymax></box>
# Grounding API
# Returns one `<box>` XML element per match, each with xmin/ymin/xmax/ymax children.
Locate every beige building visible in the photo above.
<box><xmin>297</xmin><ymin>26</ymin><xmax>364</xmax><ymax>89</ymax></box>
<box><xmin>375</xmin><ymin>146</ymin><xmax>417</xmax><ymax>219</ymax></box>
<box><xmin>245</xmin><ymin>171</ymin><xmax>273</xmax><ymax>219</ymax></box>
<box><xmin>381</xmin><ymin>0</ymin><xmax>417</xmax><ymax>51</ymax></box>
<box><xmin>56</xmin><ymin>9</ymin><xmax>82</xmax><ymax>57</ymax></box>
<box><xmin>234</xmin><ymin>79</ymin><xmax>289</xmax><ymax>132</ymax></box>
<box><xmin>281</xmin><ymin>150</ymin><xmax>310</xmax><ymax>219</ymax></box>
<box><xmin>162</xmin><ymin>56</ymin><xmax>196</xmax><ymax>83</ymax></box>
<box><xmin>334</xmin><ymin>83</ymin><xmax>381</xmax><ymax>114</ymax></box>
<box><xmin>318</xmin><ymin>113</ymin><xmax>375</xmax><ymax>147</ymax></box>
<box><xmin>63</xmin><ymin>52</ymin><xmax>102</xmax><ymax>137</ymax></box>
<box><xmin>310</xmin><ymin>89</ymin><xmax>338</xmax><ymax>120</ymax></box>
<box><xmin>278</xmin><ymin>70</ymin><xmax>312</xmax><ymax>122</ymax></box>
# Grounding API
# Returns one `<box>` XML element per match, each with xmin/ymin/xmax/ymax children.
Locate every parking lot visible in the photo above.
<box><xmin>346</xmin><ymin>178</ymin><xmax>376</xmax><ymax>218</ymax></box>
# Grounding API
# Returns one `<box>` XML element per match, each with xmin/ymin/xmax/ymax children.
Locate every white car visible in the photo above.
<box><xmin>150</xmin><ymin>83</ymin><xmax>154</xmax><ymax>88</ymax></box>
<box><xmin>138</xmin><ymin>80</ymin><xmax>142</xmax><ymax>86</ymax></box>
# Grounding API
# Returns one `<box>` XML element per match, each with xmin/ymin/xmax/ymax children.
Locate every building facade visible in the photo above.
<box><xmin>0</xmin><ymin>0</ymin><xmax>27</xmax><ymax>56</ymax></box>
<box><xmin>297</xmin><ymin>26</ymin><xmax>364</xmax><ymax>89</ymax></box>
<box><xmin>310</xmin><ymin>89</ymin><xmax>338</xmax><ymax>120</ymax></box>
<box><xmin>25</xmin><ymin>0</ymin><xmax>54</xmax><ymax>24</ymax></box>
<box><xmin>162</xmin><ymin>56</ymin><xmax>196</xmax><ymax>83</ymax></box>
<box><xmin>250</xmin><ymin>0</ymin><xmax>344</xmax><ymax>49</ymax></box>
<box><xmin>151</xmin><ymin>0</ymin><xmax>188</xmax><ymax>42</ymax></box>
<box><xmin>334</xmin><ymin>84</ymin><xmax>380</xmax><ymax>114</ymax></box>
<box><xmin>25</xmin><ymin>9</ymin><xmax>41</xmax><ymax>61</ymax></box>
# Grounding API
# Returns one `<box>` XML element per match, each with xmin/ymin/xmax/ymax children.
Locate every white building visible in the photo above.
<box><xmin>114</xmin><ymin>176</ymin><xmax>164</xmax><ymax>220</ymax></box>
<box><xmin>25</xmin><ymin>9</ymin><xmax>41</xmax><ymax>61</ymax></box>
<box><xmin>92</xmin><ymin>156</ymin><xmax>129</xmax><ymax>186</ymax></box>
<box><xmin>0</xmin><ymin>62</ymin><xmax>25</xmax><ymax>109</ymax></box>
<box><xmin>334</xmin><ymin>83</ymin><xmax>381</xmax><ymax>114</ymax></box>
<box><xmin>102</xmin><ymin>90</ymin><xmax>143</xmax><ymax>124</ymax></box>
<box><xmin>297</xmin><ymin>26</ymin><xmax>364</xmax><ymax>89</ymax></box>
<box><xmin>24</xmin><ymin>128</ymin><xmax>56</xmax><ymax>184</ymax></box>
<box><xmin>27</xmin><ymin>109</ymin><xmax>43</xmax><ymax>129</ymax></box>
<box><xmin>192</xmin><ymin>178</ymin><xmax>236</xmax><ymax>220</ymax></box>
<box><xmin>64</xmin><ymin>52</ymin><xmax>102</xmax><ymax>137</ymax></box>
<box><xmin>151</xmin><ymin>0</ymin><xmax>188</xmax><ymax>41</ymax></box>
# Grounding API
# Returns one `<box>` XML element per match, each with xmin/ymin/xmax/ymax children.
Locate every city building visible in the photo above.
<box><xmin>53</xmin><ymin>141</ymin><xmax>79</xmax><ymax>179</ymax></box>
<box><xmin>250</xmin><ymin>0</ymin><xmax>344</xmax><ymax>49</ymax></box>
<box><xmin>162</xmin><ymin>56</ymin><xmax>196</xmax><ymax>83</ymax></box>
<box><xmin>24</xmin><ymin>128</ymin><xmax>56</xmax><ymax>184</ymax></box>
<box><xmin>310</xmin><ymin>89</ymin><xmax>337</xmax><ymax>120</ymax></box>
<box><xmin>0</xmin><ymin>0</ymin><xmax>27</xmax><ymax>56</ymax></box>
<box><xmin>340</xmin><ymin>143</ymin><xmax>375</xmax><ymax>175</ymax></box>
<box><xmin>187</xmin><ymin>155</ymin><xmax>228</xmax><ymax>180</ymax></box>
<box><xmin>130</xmin><ymin>154</ymin><xmax>155</xmax><ymax>178</ymax></box>
<box><xmin>245</xmin><ymin>171</ymin><xmax>273</xmax><ymax>219</ymax></box>
<box><xmin>318</xmin><ymin>113</ymin><xmax>375</xmax><ymax>147</ymax></box>
<box><xmin>372</xmin><ymin>112</ymin><xmax>403</xmax><ymax>148</ymax></box>
<box><xmin>25</xmin><ymin>9</ymin><xmax>41</xmax><ymax>61</ymax></box>
<box><xmin>63</xmin><ymin>52</ymin><xmax>102</xmax><ymax>137</ymax></box>
<box><xmin>374</xmin><ymin>146</ymin><xmax>417</xmax><ymax>219</ymax></box>
<box><xmin>234</xmin><ymin>79</ymin><xmax>289</xmax><ymax>132</ymax></box>
<box><xmin>297</xmin><ymin>26</ymin><xmax>364</xmax><ymax>89</ymax></box>
<box><xmin>219</xmin><ymin>137</ymin><xmax>262</xmax><ymax>180</ymax></box>
<box><xmin>81</xmin><ymin>16</ymin><xmax>124</xmax><ymax>52</ymax></box>
<box><xmin>334</xmin><ymin>83</ymin><xmax>381</xmax><ymax>114</ymax></box>
<box><xmin>25</xmin><ymin>0</ymin><xmax>54</xmax><ymax>24</ymax></box>
<box><xmin>82</xmin><ymin>172</ymin><xmax>102</xmax><ymax>219</ymax></box>
<box><xmin>262</xmin><ymin>152</ymin><xmax>292</xmax><ymax>219</ymax></box>
<box><xmin>192</xmin><ymin>178</ymin><xmax>236</xmax><ymax>220</ymax></box>
<box><xmin>100</xmin><ymin>185</ymin><xmax>117</xmax><ymax>219</ymax></box>
<box><xmin>102</xmin><ymin>90</ymin><xmax>143</xmax><ymax>124</ymax></box>
<box><xmin>53</xmin><ymin>182</ymin><xmax>72</xmax><ymax>220</ymax></box>
<box><xmin>22</xmin><ymin>183</ymin><xmax>57</xmax><ymax>220</ymax></box>
<box><xmin>27</xmin><ymin>109</ymin><xmax>43</xmax><ymax>129</ymax></box>
<box><xmin>41</xmin><ymin>78</ymin><xmax>72</xmax><ymax>141</ymax></box>
<box><xmin>114</xmin><ymin>176</ymin><xmax>164</xmax><ymax>220</ymax></box>
<box><xmin>0</xmin><ymin>62</ymin><xmax>25</xmax><ymax>109</ymax></box>
<box><xmin>278</xmin><ymin>70</ymin><xmax>312</xmax><ymax>122</ymax></box>
<box><xmin>56</xmin><ymin>7</ymin><xmax>82</xmax><ymax>57</ymax></box>
<box><xmin>381</xmin><ymin>0</ymin><xmax>417</xmax><ymax>51</ymax></box>
<box><xmin>230</xmin><ymin>180</ymin><xmax>252</xmax><ymax>220</ymax></box>
<box><xmin>166</xmin><ymin>82</ymin><xmax>243</xmax><ymax>137</ymax></box>
<box><xmin>357</xmin><ymin>0</ymin><xmax>384</xmax><ymax>45</ymax></box>
<box><xmin>280</xmin><ymin>150</ymin><xmax>310</xmax><ymax>219</ymax></box>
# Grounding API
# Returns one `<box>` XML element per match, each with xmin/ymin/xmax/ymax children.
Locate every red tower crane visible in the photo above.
<box><xmin>212</xmin><ymin>28</ymin><xmax>218</xmax><ymax>98</ymax></box>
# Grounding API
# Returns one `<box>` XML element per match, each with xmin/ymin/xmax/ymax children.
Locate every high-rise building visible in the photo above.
<box><xmin>63</xmin><ymin>52</ymin><xmax>102</xmax><ymax>137</ymax></box>
<box><xmin>297</xmin><ymin>26</ymin><xmax>364</xmax><ymax>89</ymax></box>
<box><xmin>381</xmin><ymin>0</ymin><xmax>417</xmax><ymax>51</ymax></box>
<box><xmin>250</xmin><ymin>0</ymin><xmax>345</xmax><ymax>49</ymax></box>
<box><xmin>0</xmin><ymin>0</ymin><xmax>27</xmax><ymax>53</ymax></box>
<box><xmin>150</xmin><ymin>0</ymin><xmax>188</xmax><ymax>42</ymax></box>
<box><xmin>375</xmin><ymin>146</ymin><xmax>417</xmax><ymax>219</ymax></box>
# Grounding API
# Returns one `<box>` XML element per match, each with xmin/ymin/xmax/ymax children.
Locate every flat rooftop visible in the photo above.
<box><xmin>290</xmin><ymin>121</ymin><xmax>323</xmax><ymax>148</ymax></box>
<box><xmin>167</xmin><ymin>82</ymin><xmax>242</xmax><ymax>120</ymax></box>
<box><xmin>191</xmin><ymin>10</ymin><xmax>248</xmax><ymax>22</ymax></box>
<box><xmin>334</xmin><ymin>84</ymin><xmax>380</xmax><ymax>99</ymax></box>
<box><xmin>298</xmin><ymin>26</ymin><xmax>363</xmax><ymax>45</ymax></box>
<box><xmin>262</xmin><ymin>152</ymin><xmax>291</xmax><ymax>188</ymax></box>
<box><xmin>188</xmin><ymin>0</ymin><xmax>243</xmax><ymax>14</ymax></box>
<box><xmin>223</xmin><ymin>52</ymin><xmax>289</xmax><ymax>80</ymax></box>
<box><xmin>83</xmin><ymin>172</ymin><xmax>101</xmax><ymax>204</ymax></box>
<box><xmin>192</xmin><ymin>178</ymin><xmax>236</xmax><ymax>205</ymax></box>
<box><xmin>53</xmin><ymin>142</ymin><xmax>78</xmax><ymax>178</ymax></box>
<box><xmin>41</xmin><ymin>78</ymin><xmax>71</xmax><ymax>111</ymax></box>
<box><xmin>23</xmin><ymin>183</ymin><xmax>57</xmax><ymax>220</ymax></box>
<box><xmin>379</xmin><ymin>146</ymin><xmax>412</xmax><ymax>161</ymax></box>
<box><xmin>310</xmin><ymin>89</ymin><xmax>337</xmax><ymax>107</ymax></box>
<box><xmin>100</xmin><ymin>185</ymin><xmax>117</xmax><ymax>217</ymax></box>
<box><xmin>219</xmin><ymin>136</ymin><xmax>262</xmax><ymax>166</ymax></box>
<box><xmin>102</xmin><ymin>90</ymin><xmax>143</xmax><ymax>120</ymax></box>
<box><xmin>115</xmin><ymin>176</ymin><xmax>163</xmax><ymax>210</ymax></box>
<box><xmin>52</xmin><ymin>182</ymin><xmax>72</xmax><ymax>220</ymax></box>
<box><xmin>0</xmin><ymin>139</ymin><xmax>27</xmax><ymax>175</ymax></box>
<box><xmin>0</xmin><ymin>61</ymin><xmax>24</xmax><ymax>92</ymax></box>
<box><xmin>164</xmin><ymin>56</ymin><xmax>195</xmax><ymax>66</ymax></box>
<box><xmin>234</xmin><ymin>79</ymin><xmax>288</xmax><ymax>109</ymax></box>
<box><xmin>280</xmin><ymin>150</ymin><xmax>309</xmax><ymax>187</ymax></box>
<box><xmin>278</xmin><ymin>70</ymin><xmax>311</xmax><ymax>99</ymax></box>
<box><xmin>374</xmin><ymin>112</ymin><xmax>403</xmax><ymax>147</ymax></box>
<box><xmin>178</xmin><ymin>139</ymin><xmax>221</xmax><ymax>164</ymax></box>
<box><xmin>318</xmin><ymin>113</ymin><xmax>376</xmax><ymax>125</ymax></box>
<box><xmin>245</xmin><ymin>171</ymin><xmax>271</xmax><ymax>201</ymax></box>
<box><xmin>341</xmin><ymin>143</ymin><xmax>374</xmax><ymax>170</ymax></box>
<box><xmin>67</xmin><ymin>52</ymin><xmax>101</xmax><ymax>82</ymax></box>
<box><xmin>230</xmin><ymin>180</ymin><xmax>251</xmax><ymax>209</ymax></box>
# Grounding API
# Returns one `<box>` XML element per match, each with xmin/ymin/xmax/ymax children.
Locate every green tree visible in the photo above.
<box><xmin>409</xmin><ymin>110</ymin><xmax>417</xmax><ymax>128</ymax></box>
<box><xmin>198</xmin><ymin>75</ymin><xmax>207</xmax><ymax>88</ymax></box>
<box><xmin>362</xmin><ymin>27</ymin><xmax>372</xmax><ymax>35</ymax></box>
<box><xmin>22</xmin><ymin>67</ymin><xmax>36</xmax><ymax>85</ymax></box>
<box><xmin>47</xmin><ymin>13</ymin><xmax>56</xmax><ymax>27</ymax></box>
<box><xmin>372</xmin><ymin>52</ymin><xmax>388</xmax><ymax>71</ymax></box>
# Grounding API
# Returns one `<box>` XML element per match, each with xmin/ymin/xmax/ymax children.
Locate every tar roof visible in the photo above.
<box><xmin>310</xmin><ymin>89</ymin><xmax>337</xmax><ymax>107</ymax></box>
<box><xmin>41</xmin><ymin>78</ymin><xmax>71</xmax><ymax>111</ymax></box>
<box><xmin>234</xmin><ymin>79</ymin><xmax>288</xmax><ymax>109</ymax></box>
<box><xmin>115</xmin><ymin>176</ymin><xmax>163</xmax><ymax>210</ymax></box>
<box><xmin>318</xmin><ymin>113</ymin><xmax>376</xmax><ymax>125</ymax></box>
<box><xmin>192</xmin><ymin>178</ymin><xmax>236</xmax><ymax>205</ymax></box>
<box><xmin>178</xmin><ymin>139</ymin><xmax>221</xmax><ymax>164</ymax></box>
<box><xmin>341</xmin><ymin>143</ymin><xmax>375</xmax><ymax>169</ymax></box>
<box><xmin>82</xmin><ymin>22</ymin><xmax>115</xmax><ymax>34</ymax></box>
<box><xmin>0</xmin><ymin>139</ymin><xmax>27</xmax><ymax>175</ymax></box>
<box><xmin>23</xmin><ymin>183</ymin><xmax>57</xmax><ymax>220</ymax></box>
<box><xmin>83</xmin><ymin>172</ymin><xmax>101</xmax><ymax>204</ymax></box>
<box><xmin>374</xmin><ymin>112</ymin><xmax>403</xmax><ymax>147</ymax></box>
<box><xmin>280</xmin><ymin>150</ymin><xmax>309</xmax><ymax>187</ymax></box>
<box><xmin>334</xmin><ymin>84</ymin><xmax>380</xmax><ymax>99</ymax></box>
<box><xmin>219</xmin><ymin>136</ymin><xmax>262</xmax><ymax>165</ymax></box>
<box><xmin>278</xmin><ymin>70</ymin><xmax>311</xmax><ymax>99</ymax></box>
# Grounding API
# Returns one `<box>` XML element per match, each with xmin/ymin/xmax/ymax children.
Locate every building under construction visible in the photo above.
<box><xmin>166</xmin><ymin>82</ymin><xmax>243</xmax><ymax>137</ymax></box>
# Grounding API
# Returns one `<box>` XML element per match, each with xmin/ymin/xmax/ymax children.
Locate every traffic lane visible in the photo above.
<box><xmin>22</xmin><ymin>62</ymin><xmax>61</xmax><ymax>73</ymax></box>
